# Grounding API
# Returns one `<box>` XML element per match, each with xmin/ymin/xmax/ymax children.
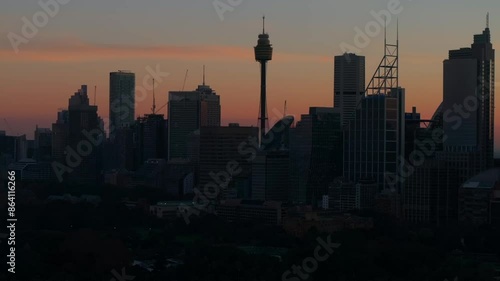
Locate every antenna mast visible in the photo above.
<box><xmin>182</xmin><ymin>69</ymin><xmax>189</xmax><ymax>91</ymax></box>
<box><xmin>94</xmin><ymin>85</ymin><xmax>97</xmax><ymax>106</ymax></box>
<box><xmin>263</xmin><ymin>15</ymin><xmax>266</xmax><ymax>33</ymax></box>
<box><xmin>384</xmin><ymin>16</ymin><xmax>387</xmax><ymax>53</ymax></box>
<box><xmin>152</xmin><ymin>79</ymin><xmax>156</xmax><ymax>114</ymax></box>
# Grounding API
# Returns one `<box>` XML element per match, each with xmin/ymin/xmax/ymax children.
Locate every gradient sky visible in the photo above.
<box><xmin>1</xmin><ymin>0</ymin><xmax>499</xmax><ymax>153</ymax></box>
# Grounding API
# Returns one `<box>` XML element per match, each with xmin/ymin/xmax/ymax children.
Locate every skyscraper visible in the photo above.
<box><xmin>289</xmin><ymin>107</ymin><xmax>342</xmax><ymax>205</ymax></box>
<box><xmin>334</xmin><ymin>53</ymin><xmax>365</xmax><ymax>126</ymax></box>
<box><xmin>168</xmin><ymin>80</ymin><xmax>221</xmax><ymax>160</ymax></box>
<box><xmin>344</xmin><ymin>25</ymin><xmax>403</xmax><ymax>203</ymax></box>
<box><xmin>109</xmin><ymin>71</ymin><xmax>135</xmax><ymax>140</ymax></box>
<box><xmin>254</xmin><ymin>16</ymin><xmax>273</xmax><ymax>146</ymax></box>
<box><xmin>418</xmin><ymin>18</ymin><xmax>497</xmax><ymax>225</ymax></box>
<box><xmin>135</xmin><ymin>113</ymin><xmax>167</xmax><ymax>165</ymax></box>
<box><xmin>67</xmin><ymin>85</ymin><xmax>103</xmax><ymax>184</ymax></box>
<box><xmin>199</xmin><ymin>125</ymin><xmax>258</xmax><ymax>199</ymax></box>
<box><xmin>251</xmin><ymin>150</ymin><xmax>289</xmax><ymax>202</ymax></box>
<box><xmin>344</xmin><ymin>88</ymin><xmax>405</xmax><ymax>191</ymax></box>
<box><xmin>34</xmin><ymin>126</ymin><xmax>52</xmax><ymax>162</ymax></box>
<box><xmin>252</xmin><ymin>117</ymin><xmax>294</xmax><ymax>202</ymax></box>
<box><xmin>51</xmin><ymin>110</ymin><xmax>69</xmax><ymax>163</ymax></box>
<box><xmin>442</xmin><ymin>19</ymin><xmax>495</xmax><ymax>171</ymax></box>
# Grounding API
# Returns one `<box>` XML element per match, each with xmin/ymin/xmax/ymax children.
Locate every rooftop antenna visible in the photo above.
<box><xmin>203</xmin><ymin>65</ymin><xmax>206</xmax><ymax>86</ymax></box>
<box><xmin>487</xmin><ymin>12</ymin><xmax>490</xmax><ymax>29</ymax></box>
<box><xmin>152</xmin><ymin>78</ymin><xmax>156</xmax><ymax>114</ymax></box>
<box><xmin>284</xmin><ymin>100</ymin><xmax>287</xmax><ymax>118</ymax></box>
<box><xmin>384</xmin><ymin>15</ymin><xmax>387</xmax><ymax>48</ymax></box>
<box><xmin>263</xmin><ymin>15</ymin><xmax>266</xmax><ymax>34</ymax></box>
<box><xmin>397</xmin><ymin>18</ymin><xmax>399</xmax><ymax>44</ymax></box>
<box><xmin>397</xmin><ymin>18</ymin><xmax>399</xmax><ymax>89</ymax></box>
<box><xmin>94</xmin><ymin>85</ymin><xmax>97</xmax><ymax>106</ymax></box>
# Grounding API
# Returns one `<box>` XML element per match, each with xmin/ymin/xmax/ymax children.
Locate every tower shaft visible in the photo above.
<box><xmin>259</xmin><ymin>60</ymin><xmax>268</xmax><ymax>144</ymax></box>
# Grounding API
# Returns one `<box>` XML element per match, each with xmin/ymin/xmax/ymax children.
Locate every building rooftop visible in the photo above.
<box><xmin>155</xmin><ymin>201</ymin><xmax>193</xmax><ymax>207</ymax></box>
<box><xmin>222</xmin><ymin>199</ymin><xmax>282</xmax><ymax>208</ymax></box>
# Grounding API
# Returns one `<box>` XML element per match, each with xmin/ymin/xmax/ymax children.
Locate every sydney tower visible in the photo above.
<box><xmin>254</xmin><ymin>16</ymin><xmax>273</xmax><ymax>147</ymax></box>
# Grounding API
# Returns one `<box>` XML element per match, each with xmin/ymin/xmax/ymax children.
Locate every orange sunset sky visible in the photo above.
<box><xmin>0</xmin><ymin>0</ymin><xmax>499</xmax><ymax>154</ymax></box>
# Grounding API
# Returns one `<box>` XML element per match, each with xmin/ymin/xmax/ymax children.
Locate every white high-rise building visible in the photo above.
<box><xmin>334</xmin><ymin>53</ymin><xmax>365</xmax><ymax>127</ymax></box>
<box><xmin>109</xmin><ymin>70</ymin><xmax>135</xmax><ymax>140</ymax></box>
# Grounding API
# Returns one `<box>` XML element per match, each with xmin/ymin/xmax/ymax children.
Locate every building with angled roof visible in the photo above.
<box><xmin>289</xmin><ymin>107</ymin><xmax>342</xmax><ymax>205</ymax></box>
<box><xmin>459</xmin><ymin>168</ymin><xmax>500</xmax><ymax>225</ymax></box>
<box><xmin>8</xmin><ymin>160</ymin><xmax>53</xmax><ymax>182</ymax></box>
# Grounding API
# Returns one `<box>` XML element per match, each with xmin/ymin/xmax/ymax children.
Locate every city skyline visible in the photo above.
<box><xmin>1</xmin><ymin>1</ymin><xmax>500</xmax><ymax>155</ymax></box>
<box><xmin>3</xmin><ymin>2</ymin><xmax>500</xmax><ymax>280</ymax></box>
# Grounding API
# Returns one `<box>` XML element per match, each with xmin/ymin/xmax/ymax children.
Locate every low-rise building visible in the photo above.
<box><xmin>215</xmin><ymin>199</ymin><xmax>285</xmax><ymax>225</ymax></box>
<box><xmin>149</xmin><ymin>201</ymin><xmax>193</xmax><ymax>219</ymax></box>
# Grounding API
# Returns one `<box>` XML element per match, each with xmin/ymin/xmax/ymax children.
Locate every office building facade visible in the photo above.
<box><xmin>344</xmin><ymin>88</ymin><xmax>405</xmax><ymax>192</ymax></box>
<box><xmin>168</xmin><ymin>83</ymin><xmax>221</xmax><ymax>160</ymax></box>
<box><xmin>109</xmin><ymin>71</ymin><xmax>135</xmax><ymax>140</ymax></box>
<box><xmin>334</xmin><ymin>53</ymin><xmax>365</xmax><ymax>126</ymax></box>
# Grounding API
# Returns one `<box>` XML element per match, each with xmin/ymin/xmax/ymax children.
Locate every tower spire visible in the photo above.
<box><xmin>487</xmin><ymin>12</ymin><xmax>490</xmax><ymax>29</ymax></box>
<box><xmin>263</xmin><ymin>15</ymin><xmax>265</xmax><ymax>34</ymax></box>
<box><xmin>152</xmin><ymin>78</ymin><xmax>156</xmax><ymax>114</ymax></box>
<box><xmin>397</xmin><ymin>18</ymin><xmax>399</xmax><ymax>44</ymax></box>
<box><xmin>203</xmin><ymin>65</ymin><xmax>206</xmax><ymax>86</ymax></box>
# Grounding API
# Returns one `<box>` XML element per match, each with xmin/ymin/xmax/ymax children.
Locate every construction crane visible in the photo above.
<box><xmin>156</xmin><ymin>69</ymin><xmax>189</xmax><ymax>114</ymax></box>
<box><xmin>3</xmin><ymin>119</ymin><xmax>19</xmax><ymax>136</ymax></box>
<box><xmin>182</xmin><ymin>69</ymin><xmax>189</xmax><ymax>91</ymax></box>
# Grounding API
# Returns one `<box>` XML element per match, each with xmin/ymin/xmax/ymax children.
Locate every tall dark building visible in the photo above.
<box><xmin>168</xmin><ymin>81</ymin><xmax>220</xmax><ymax>160</ymax></box>
<box><xmin>403</xmin><ymin>107</ymin><xmax>442</xmax><ymax>160</ymax></box>
<box><xmin>403</xmin><ymin>157</ymin><xmax>461</xmax><ymax>226</ymax></box>
<box><xmin>252</xmin><ymin>150</ymin><xmax>290</xmax><ymax>202</ymax></box>
<box><xmin>443</xmin><ymin>20</ymin><xmax>495</xmax><ymax>172</ymax></box>
<box><xmin>254</xmin><ymin>16</ymin><xmax>273</xmax><ymax>146</ymax></box>
<box><xmin>135</xmin><ymin>114</ymin><xmax>168</xmax><ymax>166</ymax></box>
<box><xmin>251</xmin><ymin>117</ymin><xmax>294</xmax><ymax>202</ymax></box>
<box><xmin>344</xmin><ymin>88</ymin><xmax>405</xmax><ymax>192</ymax></box>
<box><xmin>289</xmin><ymin>108</ymin><xmax>342</xmax><ymax>205</ymax></box>
<box><xmin>34</xmin><ymin>126</ymin><xmax>52</xmax><ymax>162</ymax></box>
<box><xmin>403</xmin><ymin>19</ymin><xmax>496</xmax><ymax>226</ymax></box>
<box><xmin>0</xmin><ymin>133</ymin><xmax>27</xmax><ymax>181</ymax></box>
<box><xmin>112</xmin><ymin>126</ymin><xmax>136</xmax><ymax>171</ymax></box>
<box><xmin>343</xmin><ymin>26</ymin><xmax>405</xmax><ymax>213</ymax></box>
<box><xmin>66</xmin><ymin>85</ymin><xmax>103</xmax><ymax>184</ymax></box>
<box><xmin>109</xmin><ymin>71</ymin><xmax>135</xmax><ymax>141</ymax></box>
<box><xmin>334</xmin><ymin>53</ymin><xmax>365</xmax><ymax>126</ymax></box>
<box><xmin>199</xmin><ymin>125</ymin><xmax>258</xmax><ymax>199</ymax></box>
<box><xmin>51</xmin><ymin>110</ymin><xmax>69</xmax><ymax>164</ymax></box>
